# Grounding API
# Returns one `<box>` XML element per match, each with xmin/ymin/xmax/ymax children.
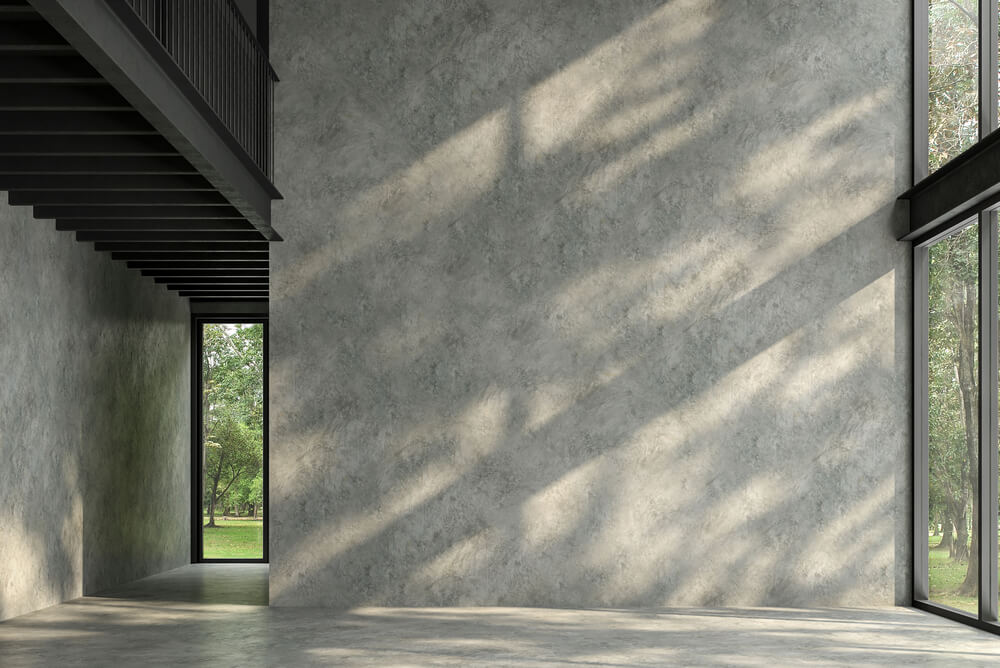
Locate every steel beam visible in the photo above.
<box><xmin>77</xmin><ymin>230</ymin><xmax>264</xmax><ymax>242</ymax></box>
<box><xmin>0</xmin><ymin>110</ymin><xmax>155</xmax><ymax>134</ymax></box>
<box><xmin>38</xmin><ymin>204</ymin><xmax>243</xmax><ymax>218</ymax></box>
<box><xmin>56</xmin><ymin>218</ymin><xmax>254</xmax><ymax>231</ymax></box>
<box><xmin>110</xmin><ymin>251</ymin><xmax>268</xmax><ymax>261</ymax></box>
<box><xmin>97</xmin><ymin>241</ymin><xmax>268</xmax><ymax>252</ymax></box>
<box><xmin>0</xmin><ymin>155</ymin><xmax>196</xmax><ymax>173</ymax></box>
<box><xmin>11</xmin><ymin>190</ymin><xmax>228</xmax><ymax>205</ymax></box>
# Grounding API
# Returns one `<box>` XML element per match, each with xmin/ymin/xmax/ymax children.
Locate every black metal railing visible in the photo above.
<box><xmin>116</xmin><ymin>0</ymin><xmax>275</xmax><ymax>180</ymax></box>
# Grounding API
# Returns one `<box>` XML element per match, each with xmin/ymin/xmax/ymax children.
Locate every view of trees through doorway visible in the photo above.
<box><xmin>195</xmin><ymin>319</ymin><xmax>267</xmax><ymax>562</ymax></box>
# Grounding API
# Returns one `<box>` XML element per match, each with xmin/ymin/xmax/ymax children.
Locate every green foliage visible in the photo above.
<box><xmin>202</xmin><ymin>323</ymin><xmax>264</xmax><ymax>542</ymax></box>
<box><xmin>928</xmin><ymin>0</ymin><xmax>979</xmax><ymax>171</ymax></box>
<box><xmin>927</xmin><ymin>223</ymin><xmax>981</xmax><ymax>600</ymax></box>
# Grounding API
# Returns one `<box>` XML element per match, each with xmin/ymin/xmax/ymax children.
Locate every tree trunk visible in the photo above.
<box><xmin>206</xmin><ymin>452</ymin><xmax>225</xmax><ymax>528</ymax></box>
<box><xmin>960</xmin><ymin>516</ymin><xmax>980</xmax><ymax>596</ymax></box>
<box><xmin>953</xmin><ymin>507</ymin><xmax>969</xmax><ymax>562</ymax></box>
<box><xmin>202</xmin><ymin>357</ymin><xmax>213</xmax><ymax>525</ymax></box>
<box><xmin>955</xmin><ymin>279</ymin><xmax>980</xmax><ymax>596</ymax></box>
<box><xmin>206</xmin><ymin>483</ymin><xmax>218</xmax><ymax>527</ymax></box>
<box><xmin>937</xmin><ymin>517</ymin><xmax>954</xmax><ymax>551</ymax></box>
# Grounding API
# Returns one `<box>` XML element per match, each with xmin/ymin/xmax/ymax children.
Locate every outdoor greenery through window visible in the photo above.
<box><xmin>927</xmin><ymin>222</ymin><xmax>979</xmax><ymax>613</ymax></box>
<box><xmin>201</xmin><ymin>323</ymin><xmax>265</xmax><ymax>560</ymax></box>
<box><xmin>928</xmin><ymin>0</ymin><xmax>979</xmax><ymax>172</ymax></box>
<box><xmin>917</xmin><ymin>0</ymin><xmax>1000</xmax><ymax>632</ymax></box>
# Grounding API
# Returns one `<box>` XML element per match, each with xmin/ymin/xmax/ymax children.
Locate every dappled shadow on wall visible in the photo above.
<box><xmin>268</xmin><ymin>0</ymin><xmax>910</xmax><ymax>608</ymax></box>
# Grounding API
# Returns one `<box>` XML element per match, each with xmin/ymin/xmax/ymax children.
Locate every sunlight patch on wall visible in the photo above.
<box><xmin>520</xmin><ymin>459</ymin><xmax>600</xmax><ymax>550</ymax></box>
<box><xmin>276</xmin><ymin>392</ymin><xmax>510</xmax><ymax>585</ymax></box>
<box><xmin>778</xmin><ymin>272</ymin><xmax>894</xmax><ymax>406</ymax></box>
<box><xmin>520</xmin><ymin>2</ymin><xmax>712</xmax><ymax>162</ymax></box>
<box><xmin>0</xmin><ymin>517</ymin><xmax>75</xmax><ymax>621</ymax></box>
<box><xmin>408</xmin><ymin>529</ymin><xmax>494</xmax><ymax>600</ymax></box>
<box><xmin>278</xmin><ymin>106</ymin><xmax>510</xmax><ymax>298</ymax></box>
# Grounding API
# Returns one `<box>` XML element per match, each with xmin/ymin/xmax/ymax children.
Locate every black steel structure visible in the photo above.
<box><xmin>0</xmin><ymin>0</ymin><xmax>281</xmax><ymax>302</ymax></box>
<box><xmin>906</xmin><ymin>0</ymin><xmax>1000</xmax><ymax>635</ymax></box>
<box><xmin>191</xmin><ymin>315</ymin><xmax>269</xmax><ymax>564</ymax></box>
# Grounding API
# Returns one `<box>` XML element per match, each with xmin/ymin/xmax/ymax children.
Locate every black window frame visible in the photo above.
<box><xmin>191</xmin><ymin>314</ymin><xmax>269</xmax><ymax>564</ymax></box>
<box><xmin>910</xmin><ymin>0</ymin><xmax>1000</xmax><ymax>634</ymax></box>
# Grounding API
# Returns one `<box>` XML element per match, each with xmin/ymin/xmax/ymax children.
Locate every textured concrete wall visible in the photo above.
<box><xmin>0</xmin><ymin>195</ymin><xmax>190</xmax><ymax>622</ymax></box>
<box><xmin>270</xmin><ymin>0</ymin><xmax>912</xmax><ymax>607</ymax></box>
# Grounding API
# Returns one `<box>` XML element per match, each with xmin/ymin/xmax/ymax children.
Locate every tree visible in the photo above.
<box><xmin>926</xmin><ymin>0</ymin><xmax>986</xmax><ymax>602</ymax></box>
<box><xmin>202</xmin><ymin>323</ymin><xmax>264</xmax><ymax>528</ymax></box>
<box><xmin>928</xmin><ymin>0</ymin><xmax>979</xmax><ymax>172</ymax></box>
<box><xmin>204</xmin><ymin>408</ymin><xmax>260</xmax><ymax>527</ymax></box>
<box><xmin>928</xmin><ymin>223</ymin><xmax>979</xmax><ymax>598</ymax></box>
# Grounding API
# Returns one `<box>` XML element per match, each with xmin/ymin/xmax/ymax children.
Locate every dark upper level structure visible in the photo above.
<box><xmin>0</xmin><ymin>0</ymin><xmax>281</xmax><ymax>303</ymax></box>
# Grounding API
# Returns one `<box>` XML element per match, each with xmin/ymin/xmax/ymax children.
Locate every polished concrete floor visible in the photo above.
<box><xmin>1</xmin><ymin>565</ymin><xmax>999</xmax><ymax>666</ymax></box>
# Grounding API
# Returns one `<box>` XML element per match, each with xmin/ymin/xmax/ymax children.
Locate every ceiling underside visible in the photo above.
<box><xmin>0</xmin><ymin>0</ymin><xmax>271</xmax><ymax>302</ymax></box>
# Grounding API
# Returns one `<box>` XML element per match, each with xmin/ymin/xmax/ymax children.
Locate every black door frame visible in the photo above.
<box><xmin>191</xmin><ymin>314</ymin><xmax>269</xmax><ymax>563</ymax></box>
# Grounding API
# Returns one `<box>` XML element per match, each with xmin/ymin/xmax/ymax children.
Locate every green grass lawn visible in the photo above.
<box><xmin>202</xmin><ymin>516</ymin><xmax>263</xmax><ymax>559</ymax></box>
<box><xmin>928</xmin><ymin>533</ymin><xmax>996</xmax><ymax>613</ymax></box>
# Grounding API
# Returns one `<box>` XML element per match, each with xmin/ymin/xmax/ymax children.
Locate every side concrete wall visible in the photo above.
<box><xmin>0</xmin><ymin>194</ymin><xmax>191</xmax><ymax>622</ymax></box>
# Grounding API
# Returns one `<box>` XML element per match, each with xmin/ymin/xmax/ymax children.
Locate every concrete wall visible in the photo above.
<box><xmin>0</xmin><ymin>195</ymin><xmax>190</xmax><ymax>622</ymax></box>
<box><xmin>270</xmin><ymin>0</ymin><xmax>912</xmax><ymax>607</ymax></box>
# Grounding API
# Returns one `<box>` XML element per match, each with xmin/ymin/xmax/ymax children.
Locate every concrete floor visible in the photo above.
<box><xmin>1</xmin><ymin>565</ymin><xmax>999</xmax><ymax>667</ymax></box>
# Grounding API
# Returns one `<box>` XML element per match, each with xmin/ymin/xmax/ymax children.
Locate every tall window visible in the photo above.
<box><xmin>914</xmin><ymin>1</ymin><xmax>1000</xmax><ymax>634</ymax></box>
<box><xmin>926</xmin><ymin>222</ymin><xmax>979</xmax><ymax>614</ymax></box>
<box><xmin>194</xmin><ymin>319</ymin><xmax>268</xmax><ymax>562</ymax></box>
<box><xmin>928</xmin><ymin>0</ymin><xmax>979</xmax><ymax>171</ymax></box>
<box><xmin>916</xmin><ymin>0</ymin><xmax>998</xmax><ymax>180</ymax></box>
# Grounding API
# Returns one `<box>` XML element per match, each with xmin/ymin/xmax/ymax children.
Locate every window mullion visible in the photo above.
<box><xmin>915</xmin><ymin>0</ymin><xmax>930</xmax><ymax>183</ymax></box>
<box><xmin>979</xmin><ymin>211</ymin><xmax>999</xmax><ymax>621</ymax></box>
<box><xmin>980</xmin><ymin>0</ymin><xmax>998</xmax><ymax>137</ymax></box>
<box><xmin>914</xmin><ymin>244</ymin><xmax>930</xmax><ymax>603</ymax></box>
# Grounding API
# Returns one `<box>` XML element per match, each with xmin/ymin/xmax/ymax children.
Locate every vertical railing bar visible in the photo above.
<box><xmin>116</xmin><ymin>0</ymin><xmax>275</xmax><ymax>179</ymax></box>
<box><xmin>226</xmin><ymin>6</ymin><xmax>231</xmax><ymax>139</ymax></box>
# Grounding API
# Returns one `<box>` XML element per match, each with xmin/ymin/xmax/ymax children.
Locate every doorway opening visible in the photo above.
<box><xmin>192</xmin><ymin>317</ymin><xmax>268</xmax><ymax>563</ymax></box>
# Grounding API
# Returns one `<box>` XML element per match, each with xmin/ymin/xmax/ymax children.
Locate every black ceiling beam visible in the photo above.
<box><xmin>30</xmin><ymin>0</ymin><xmax>280</xmax><ymax>237</ymax></box>
<box><xmin>98</xmin><ymin>242</ymin><xmax>268</xmax><ymax>252</ymax></box>
<box><xmin>167</xmin><ymin>284</ymin><xmax>268</xmax><ymax>291</ymax></box>
<box><xmin>0</xmin><ymin>173</ymin><xmax>212</xmax><ymax>190</ymax></box>
<box><xmin>154</xmin><ymin>276</ymin><xmax>269</xmax><ymax>284</ymax></box>
<box><xmin>0</xmin><ymin>134</ymin><xmax>177</xmax><ymax>155</ymax></box>
<box><xmin>0</xmin><ymin>3</ymin><xmax>36</xmax><ymax>19</ymax></box>
<box><xmin>0</xmin><ymin>110</ymin><xmax>155</xmax><ymax>134</ymax></box>
<box><xmin>0</xmin><ymin>19</ymin><xmax>70</xmax><ymax>51</ymax></box>
<box><xmin>77</xmin><ymin>230</ymin><xmax>265</xmax><ymax>242</ymax></box>
<box><xmin>56</xmin><ymin>218</ymin><xmax>254</xmax><ymax>231</ymax></box>
<box><xmin>10</xmin><ymin>190</ymin><xmax>229</xmax><ymax>205</ymax></box>
<box><xmin>0</xmin><ymin>155</ymin><xmax>196</xmax><ymax>174</ymax></box>
<box><xmin>127</xmin><ymin>260</ymin><xmax>269</xmax><ymax>270</ymax></box>
<box><xmin>144</xmin><ymin>269</ymin><xmax>269</xmax><ymax>279</ymax></box>
<box><xmin>112</xmin><ymin>251</ymin><xmax>269</xmax><ymax>261</ymax></box>
<box><xmin>178</xmin><ymin>291</ymin><xmax>269</xmax><ymax>298</ymax></box>
<box><xmin>0</xmin><ymin>53</ymin><xmax>100</xmax><ymax>82</ymax></box>
<box><xmin>188</xmin><ymin>297</ymin><xmax>267</xmax><ymax>306</ymax></box>
<box><xmin>38</xmin><ymin>205</ymin><xmax>244</xmax><ymax>219</ymax></box>
<box><xmin>0</xmin><ymin>83</ymin><xmax>130</xmax><ymax>109</ymax></box>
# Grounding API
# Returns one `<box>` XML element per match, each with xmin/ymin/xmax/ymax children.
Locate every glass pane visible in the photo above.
<box><xmin>202</xmin><ymin>323</ymin><xmax>265</xmax><ymax>559</ymax></box>
<box><xmin>929</xmin><ymin>0</ymin><xmax>979</xmax><ymax>172</ymax></box>
<box><xmin>928</xmin><ymin>222</ymin><xmax>979</xmax><ymax>613</ymax></box>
